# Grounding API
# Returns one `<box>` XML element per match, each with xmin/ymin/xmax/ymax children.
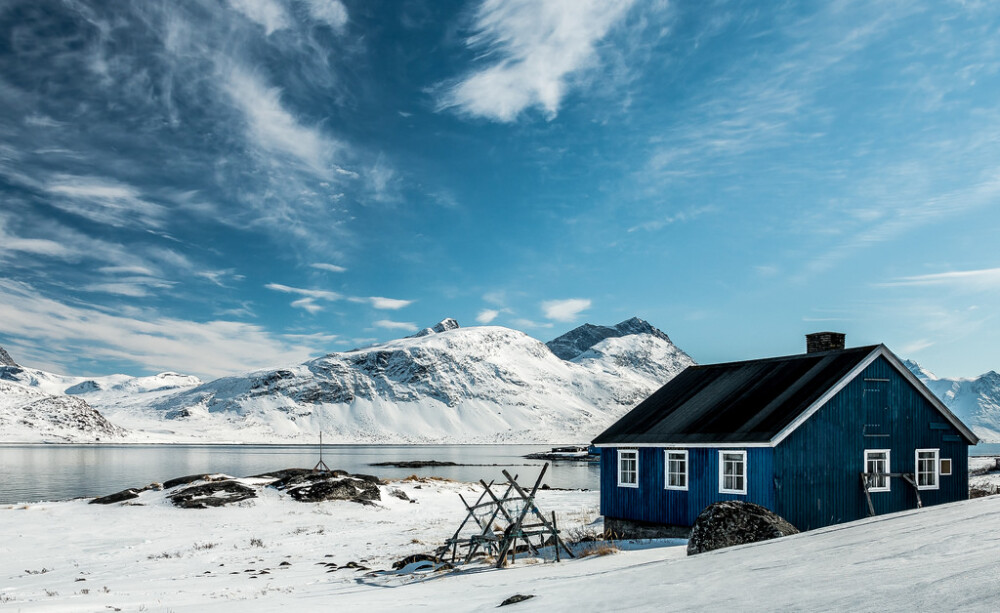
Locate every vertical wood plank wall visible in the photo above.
<box><xmin>774</xmin><ymin>356</ymin><xmax>969</xmax><ymax>531</ymax></box>
<box><xmin>600</xmin><ymin>446</ymin><xmax>775</xmax><ymax>527</ymax></box>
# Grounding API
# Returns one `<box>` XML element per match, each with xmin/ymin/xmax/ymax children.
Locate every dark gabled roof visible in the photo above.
<box><xmin>593</xmin><ymin>345</ymin><xmax>880</xmax><ymax>445</ymax></box>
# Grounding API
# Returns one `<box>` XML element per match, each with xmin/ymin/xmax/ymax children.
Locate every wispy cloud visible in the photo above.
<box><xmin>45</xmin><ymin>175</ymin><xmax>167</xmax><ymax>229</ymax></box>
<box><xmin>224</xmin><ymin>68</ymin><xmax>341</xmax><ymax>175</ymax></box>
<box><xmin>627</xmin><ymin>206</ymin><xmax>715</xmax><ymax>233</ymax></box>
<box><xmin>511</xmin><ymin>317</ymin><xmax>553</xmax><ymax>329</ymax></box>
<box><xmin>266</xmin><ymin>282</ymin><xmax>342</xmax><ymax>313</ymax></box>
<box><xmin>373</xmin><ymin>319</ymin><xmax>417</xmax><ymax>332</ymax></box>
<box><xmin>878</xmin><ymin>267</ymin><xmax>1000</xmax><ymax>291</ymax></box>
<box><xmin>225</xmin><ymin>0</ymin><xmax>290</xmax><ymax>35</ymax></box>
<box><xmin>303</xmin><ymin>0</ymin><xmax>348</xmax><ymax>30</ymax></box>
<box><xmin>367</xmin><ymin>297</ymin><xmax>413</xmax><ymax>310</ymax></box>
<box><xmin>438</xmin><ymin>0</ymin><xmax>636</xmax><ymax>122</ymax></box>
<box><xmin>476</xmin><ymin>309</ymin><xmax>500</xmax><ymax>324</ymax></box>
<box><xmin>311</xmin><ymin>262</ymin><xmax>347</xmax><ymax>273</ymax></box>
<box><xmin>0</xmin><ymin>279</ymin><xmax>325</xmax><ymax>378</ymax></box>
<box><xmin>541</xmin><ymin>298</ymin><xmax>591</xmax><ymax>322</ymax></box>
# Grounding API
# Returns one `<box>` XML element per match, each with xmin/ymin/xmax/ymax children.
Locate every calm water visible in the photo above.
<box><xmin>0</xmin><ymin>444</ymin><xmax>600</xmax><ymax>504</ymax></box>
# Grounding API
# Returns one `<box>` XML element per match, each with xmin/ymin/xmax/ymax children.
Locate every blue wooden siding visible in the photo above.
<box><xmin>774</xmin><ymin>356</ymin><xmax>970</xmax><ymax>531</ymax></box>
<box><xmin>600</xmin><ymin>446</ymin><xmax>775</xmax><ymax>527</ymax></box>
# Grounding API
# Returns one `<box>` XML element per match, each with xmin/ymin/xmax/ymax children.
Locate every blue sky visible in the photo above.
<box><xmin>1</xmin><ymin>0</ymin><xmax>999</xmax><ymax>379</ymax></box>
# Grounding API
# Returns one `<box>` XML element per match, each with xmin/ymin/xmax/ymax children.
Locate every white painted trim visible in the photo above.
<box><xmin>770</xmin><ymin>346</ymin><xmax>883</xmax><ymax>446</ymax></box>
<box><xmin>664</xmin><ymin>449</ymin><xmax>688</xmax><ymax>491</ymax></box>
<box><xmin>718</xmin><ymin>450</ymin><xmax>748</xmax><ymax>495</ymax></box>
<box><xmin>940</xmin><ymin>457</ymin><xmax>953</xmax><ymax>476</ymax></box>
<box><xmin>915</xmin><ymin>448</ymin><xmax>940</xmax><ymax>490</ymax></box>
<box><xmin>864</xmin><ymin>449</ymin><xmax>891</xmax><ymax>492</ymax></box>
<box><xmin>594</xmin><ymin>442</ymin><xmax>773</xmax><ymax>449</ymax></box>
<box><xmin>617</xmin><ymin>449</ymin><xmax>639</xmax><ymax>488</ymax></box>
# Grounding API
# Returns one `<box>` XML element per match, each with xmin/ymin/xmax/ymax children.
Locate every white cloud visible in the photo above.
<box><xmin>368</xmin><ymin>297</ymin><xmax>413</xmax><ymax>310</ymax></box>
<box><xmin>0</xmin><ymin>279</ymin><xmax>325</xmax><ymax>378</ymax></box>
<box><xmin>304</xmin><ymin>0</ymin><xmax>348</xmax><ymax>30</ymax></box>
<box><xmin>879</xmin><ymin>268</ymin><xmax>1000</xmax><ymax>291</ymax></box>
<box><xmin>311</xmin><ymin>262</ymin><xmax>347</xmax><ymax>273</ymax></box>
<box><xmin>226</xmin><ymin>0</ymin><xmax>290</xmax><ymax>35</ymax></box>
<box><xmin>224</xmin><ymin>69</ymin><xmax>340</xmax><ymax>174</ymax></box>
<box><xmin>373</xmin><ymin>319</ymin><xmax>418</xmax><ymax>332</ymax></box>
<box><xmin>511</xmin><ymin>317</ymin><xmax>553</xmax><ymax>329</ymax></box>
<box><xmin>901</xmin><ymin>338</ymin><xmax>935</xmax><ymax>355</ymax></box>
<box><xmin>541</xmin><ymin>298</ymin><xmax>592</xmax><ymax>322</ymax></box>
<box><xmin>45</xmin><ymin>174</ymin><xmax>167</xmax><ymax>229</ymax></box>
<box><xmin>348</xmin><ymin>296</ymin><xmax>414</xmax><ymax>310</ymax></box>
<box><xmin>438</xmin><ymin>0</ymin><xmax>636</xmax><ymax>122</ymax></box>
<box><xmin>291</xmin><ymin>297</ymin><xmax>324</xmax><ymax>314</ymax></box>
<box><xmin>476</xmin><ymin>309</ymin><xmax>500</xmax><ymax>324</ymax></box>
<box><xmin>265</xmin><ymin>283</ymin><xmax>343</xmax><ymax>301</ymax></box>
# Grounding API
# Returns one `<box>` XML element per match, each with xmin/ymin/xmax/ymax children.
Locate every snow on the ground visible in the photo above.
<box><xmin>3</xmin><ymin>474</ymin><xmax>1000</xmax><ymax>612</ymax></box>
<box><xmin>0</xmin><ymin>476</ymin><xmax>600</xmax><ymax>611</ymax></box>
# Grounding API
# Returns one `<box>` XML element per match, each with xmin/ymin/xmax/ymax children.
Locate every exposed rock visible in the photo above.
<box><xmin>268</xmin><ymin>470</ymin><xmax>350</xmax><ymax>491</ymax></box>
<box><xmin>391</xmin><ymin>553</ymin><xmax>440</xmax><ymax>570</ymax></box>
<box><xmin>0</xmin><ymin>346</ymin><xmax>18</xmax><ymax>367</ymax></box>
<box><xmin>410</xmin><ymin>318</ymin><xmax>460</xmax><ymax>338</ymax></box>
<box><xmin>388</xmin><ymin>488</ymin><xmax>410</xmax><ymax>501</ymax></box>
<box><xmin>163</xmin><ymin>473</ymin><xmax>229</xmax><ymax>490</ymax></box>
<box><xmin>687</xmin><ymin>501</ymin><xmax>799</xmax><ymax>555</ymax></box>
<box><xmin>499</xmin><ymin>594</ymin><xmax>535</xmax><ymax>606</ymax></box>
<box><xmin>546</xmin><ymin>317</ymin><xmax>685</xmax><ymax>361</ymax></box>
<box><xmin>370</xmin><ymin>460</ymin><xmax>458</xmax><ymax>468</ymax></box>
<box><xmin>169</xmin><ymin>480</ymin><xmax>257</xmax><ymax>508</ymax></box>
<box><xmin>90</xmin><ymin>488</ymin><xmax>141</xmax><ymax>505</ymax></box>
<box><xmin>287</xmin><ymin>476</ymin><xmax>381</xmax><ymax>503</ymax></box>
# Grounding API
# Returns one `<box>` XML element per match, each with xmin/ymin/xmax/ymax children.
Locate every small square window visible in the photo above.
<box><xmin>940</xmin><ymin>458</ymin><xmax>953</xmax><ymax>476</ymax></box>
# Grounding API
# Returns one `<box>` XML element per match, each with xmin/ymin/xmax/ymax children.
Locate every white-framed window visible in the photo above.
<box><xmin>940</xmin><ymin>458</ymin><xmax>953</xmax><ymax>476</ymax></box>
<box><xmin>618</xmin><ymin>449</ymin><xmax>638</xmax><ymax>488</ymax></box>
<box><xmin>718</xmin><ymin>450</ymin><xmax>747</xmax><ymax>494</ymax></box>
<box><xmin>916</xmin><ymin>448</ymin><xmax>940</xmax><ymax>490</ymax></box>
<box><xmin>864</xmin><ymin>449</ymin><xmax>890</xmax><ymax>492</ymax></box>
<box><xmin>665</xmin><ymin>449</ymin><xmax>688</xmax><ymax>491</ymax></box>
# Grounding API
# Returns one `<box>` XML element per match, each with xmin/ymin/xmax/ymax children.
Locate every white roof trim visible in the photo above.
<box><xmin>770</xmin><ymin>345</ymin><xmax>979</xmax><ymax>446</ymax></box>
<box><xmin>593</xmin><ymin>442</ymin><xmax>774</xmax><ymax>449</ymax></box>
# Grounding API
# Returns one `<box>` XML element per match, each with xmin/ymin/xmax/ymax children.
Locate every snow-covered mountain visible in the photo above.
<box><xmin>135</xmin><ymin>318</ymin><xmax>694</xmax><ymax>443</ymax></box>
<box><xmin>0</xmin><ymin>346</ymin><xmax>201</xmax><ymax>442</ymax></box>
<box><xmin>904</xmin><ymin>359</ymin><xmax>1000</xmax><ymax>442</ymax></box>
<box><xmin>0</xmin><ymin>347</ymin><xmax>127</xmax><ymax>441</ymax></box>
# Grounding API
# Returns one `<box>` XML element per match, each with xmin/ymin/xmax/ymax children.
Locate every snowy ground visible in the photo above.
<box><xmin>3</xmin><ymin>476</ymin><xmax>999</xmax><ymax>612</ymax></box>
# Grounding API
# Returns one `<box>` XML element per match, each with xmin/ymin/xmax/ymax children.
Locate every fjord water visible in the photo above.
<box><xmin>0</xmin><ymin>444</ymin><xmax>600</xmax><ymax>504</ymax></box>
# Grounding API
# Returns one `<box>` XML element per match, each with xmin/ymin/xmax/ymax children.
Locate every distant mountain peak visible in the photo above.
<box><xmin>0</xmin><ymin>346</ymin><xmax>17</xmax><ymax>367</ymax></box>
<box><xmin>410</xmin><ymin>318</ymin><xmax>460</xmax><ymax>338</ymax></box>
<box><xmin>545</xmin><ymin>317</ymin><xmax>680</xmax><ymax>361</ymax></box>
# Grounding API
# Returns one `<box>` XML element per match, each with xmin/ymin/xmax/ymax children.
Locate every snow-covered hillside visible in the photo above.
<box><xmin>136</xmin><ymin>318</ymin><xmax>693</xmax><ymax>443</ymax></box>
<box><xmin>0</xmin><ymin>319</ymin><xmax>693</xmax><ymax>443</ymax></box>
<box><xmin>0</xmin><ymin>347</ymin><xmax>201</xmax><ymax>442</ymax></box>
<box><xmin>904</xmin><ymin>360</ymin><xmax>1000</xmax><ymax>442</ymax></box>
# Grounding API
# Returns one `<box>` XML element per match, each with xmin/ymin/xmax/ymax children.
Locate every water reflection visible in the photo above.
<box><xmin>0</xmin><ymin>444</ymin><xmax>600</xmax><ymax>504</ymax></box>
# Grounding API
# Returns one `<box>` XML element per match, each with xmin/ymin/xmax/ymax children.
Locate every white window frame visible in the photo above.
<box><xmin>940</xmin><ymin>457</ymin><xmax>953</xmax><ymax>476</ymax></box>
<box><xmin>718</xmin><ymin>450</ymin><xmax>747</xmax><ymax>495</ymax></box>
<box><xmin>618</xmin><ymin>449</ymin><xmax>638</xmax><ymax>488</ymax></box>
<box><xmin>664</xmin><ymin>449</ymin><xmax>688</xmax><ymax>491</ymax></box>
<box><xmin>916</xmin><ymin>448</ymin><xmax>940</xmax><ymax>490</ymax></box>
<box><xmin>864</xmin><ymin>449</ymin><xmax>891</xmax><ymax>492</ymax></box>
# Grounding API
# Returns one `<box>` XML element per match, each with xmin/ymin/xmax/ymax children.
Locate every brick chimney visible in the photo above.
<box><xmin>806</xmin><ymin>332</ymin><xmax>845</xmax><ymax>353</ymax></box>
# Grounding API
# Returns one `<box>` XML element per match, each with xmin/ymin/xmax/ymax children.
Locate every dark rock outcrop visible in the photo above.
<box><xmin>687</xmin><ymin>501</ymin><xmax>798</xmax><ymax>555</ymax></box>
<box><xmin>163</xmin><ymin>473</ymin><xmax>228</xmax><ymax>490</ymax></box>
<box><xmin>0</xmin><ymin>346</ymin><xmax>16</xmax><ymax>367</ymax></box>
<box><xmin>168</xmin><ymin>480</ymin><xmax>257</xmax><ymax>508</ymax></box>
<box><xmin>287</xmin><ymin>476</ymin><xmax>381</xmax><ymax>503</ymax></box>
<box><xmin>90</xmin><ymin>488</ymin><xmax>141</xmax><ymax>505</ymax></box>
<box><xmin>546</xmin><ymin>317</ymin><xmax>684</xmax><ymax>361</ymax></box>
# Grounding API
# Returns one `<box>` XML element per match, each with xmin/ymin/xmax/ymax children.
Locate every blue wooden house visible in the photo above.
<box><xmin>593</xmin><ymin>333</ymin><xmax>979</xmax><ymax>535</ymax></box>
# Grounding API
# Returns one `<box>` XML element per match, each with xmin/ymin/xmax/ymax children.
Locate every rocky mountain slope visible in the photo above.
<box><xmin>0</xmin><ymin>347</ymin><xmax>126</xmax><ymax>442</ymax></box>
<box><xmin>134</xmin><ymin>318</ymin><xmax>694</xmax><ymax>443</ymax></box>
<box><xmin>904</xmin><ymin>360</ymin><xmax>1000</xmax><ymax>442</ymax></box>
